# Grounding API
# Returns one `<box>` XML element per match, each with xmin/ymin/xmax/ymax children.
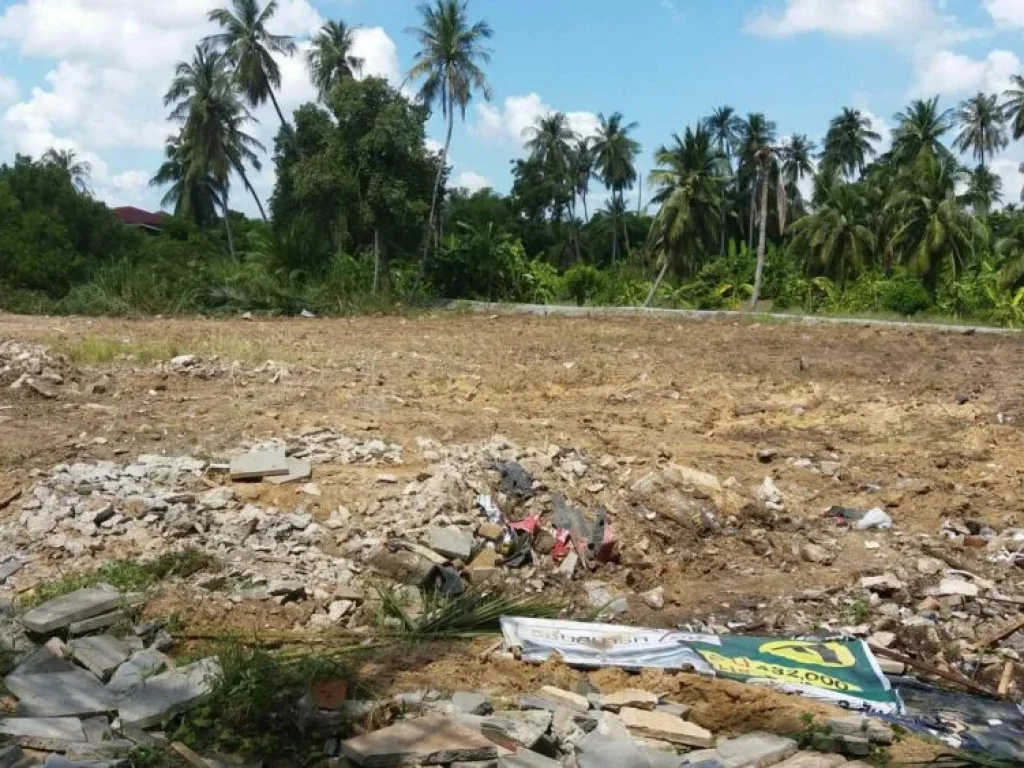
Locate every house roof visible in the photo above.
<box><xmin>113</xmin><ymin>206</ymin><xmax>164</xmax><ymax>229</ymax></box>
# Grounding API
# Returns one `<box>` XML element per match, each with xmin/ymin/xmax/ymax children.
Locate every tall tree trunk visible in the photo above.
<box><xmin>570</xmin><ymin>197</ymin><xmax>581</xmax><ymax>263</ymax></box>
<box><xmin>622</xmin><ymin>192</ymin><xmax>632</xmax><ymax>256</ymax></box>
<box><xmin>223</xmin><ymin>198</ymin><xmax>236</xmax><ymax>259</ymax></box>
<box><xmin>422</xmin><ymin>110</ymin><xmax>454</xmax><ymax>276</ymax></box>
<box><xmin>637</xmin><ymin>177</ymin><xmax>643</xmax><ymax>214</ymax></box>
<box><xmin>582</xmin><ymin>191</ymin><xmax>589</xmax><ymax>222</ymax></box>
<box><xmin>239</xmin><ymin>169</ymin><xmax>268</xmax><ymax>222</ymax></box>
<box><xmin>373</xmin><ymin>228</ymin><xmax>381</xmax><ymax>295</ymax></box>
<box><xmin>645</xmin><ymin>260</ymin><xmax>669</xmax><ymax>307</ymax></box>
<box><xmin>751</xmin><ymin>171</ymin><xmax>770</xmax><ymax>307</ymax></box>
<box><xmin>611</xmin><ymin>200</ymin><xmax>619</xmax><ymax>264</ymax></box>
<box><xmin>268</xmin><ymin>88</ymin><xmax>290</xmax><ymax>132</ymax></box>
<box><xmin>748</xmin><ymin>194</ymin><xmax>756</xmax><ymax>250</ymax></box>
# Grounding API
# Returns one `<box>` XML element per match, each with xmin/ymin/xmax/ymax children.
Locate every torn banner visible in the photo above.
<box><xmin>500</xmin><ymin>617</ymin><xmax>900</xmax><ymax>714</ymax></box>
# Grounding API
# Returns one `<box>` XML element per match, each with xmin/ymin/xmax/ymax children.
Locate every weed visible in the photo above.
<box><xmin>842</xmin><ymin>598</ymin><xmax>874</xmax><ymax>625</ymax></box>
<box><xmin>126</xmin><ymin>746</ymin><xmax>189</xmax><ymax>767</ymax></box>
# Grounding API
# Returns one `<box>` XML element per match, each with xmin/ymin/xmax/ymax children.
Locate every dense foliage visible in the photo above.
<box><xmin>5</xmin><ymin>0</ymin><xmax>1024</xmax><ymax>327</ymax></box>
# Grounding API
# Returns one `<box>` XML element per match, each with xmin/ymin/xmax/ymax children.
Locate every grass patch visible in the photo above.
<box><xmin>19</xmin><ymin>548</ymin><xmax>220</xmax><ymax>608</ymax></box>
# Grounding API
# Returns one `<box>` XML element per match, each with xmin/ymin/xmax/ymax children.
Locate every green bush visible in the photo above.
<box><xmin>563</xmin><ymin>263</ymin><xmax>603</xmax><ymax>305</ymax></box>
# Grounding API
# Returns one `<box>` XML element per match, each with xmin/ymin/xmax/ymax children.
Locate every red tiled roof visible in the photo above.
<box><xmin>113</xmin><ymin>206</ymin><xmax>164</xmax><ymax>228</ymax></box>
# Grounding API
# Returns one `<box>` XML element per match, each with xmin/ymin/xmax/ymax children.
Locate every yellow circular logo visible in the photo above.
<box><xmin>758</xmin><ymin>640</ymin><xmax>856</xmax><ymax>668</ymax></box>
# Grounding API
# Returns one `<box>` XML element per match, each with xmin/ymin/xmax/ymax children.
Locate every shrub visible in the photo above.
<box><xmin>563</xmin><ymin>264</ymin><xmax>603</xmax><ymax>305</ymax></box>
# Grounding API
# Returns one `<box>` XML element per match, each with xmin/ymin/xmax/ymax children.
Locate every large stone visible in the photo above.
<box><xmin>68</xmin><ymin>611</ymin><xmax>127</xmax><ymax>636</ymax></box>
<box><xmin>229</xmin><ymin>450</ymin><xmax>289</xmax><ymax>481</ymax></box>
<box><xmin>71</xmin><ymin>636</ymin><xmax>131</xmax><ymax>679</ymax></box>
<box><xmin>118</xmin><ymin>658</ymin><xmax>220</xmax><ymax>728</ymax></box>
<box><xmin>0</xmin><ymin>717</ymin><xmax>87</xmax><ymax>750</ymax></box>
<box><xmin>341</xmin><ymin>716</ymin><xmax>498</xmax><ymax>767</ymax></box>
<box><xmin>714</xmin><ymin>732</ymin><xmax>798</xmax><ymax>767</ymax></box>
<box><xmin>474</xmin><ymin>710</ymin><xmax>553</xmax><ymax>750</ymax></box>
<box><xmin>598</xmin><ymin>689</ymin><xmax>658</xmax><ymax>712</ymax></box>
<box><xmin>266</xmin><ymin>457</ymin><xmax>314</xmax><ymax>485</ymax></box>
<box><xmin>534</xmin><ymin>686</ymin><xmax>590</xmax><ymax>713</ymax></box>
<box><xmin>827</xmin><ymin>716</ymin><xmax>893</xmax><ymax>746</ymax></box>
<box><xmin>774</xmin><ymin>754</ymin><xmax>846</xmax><ymax>768</ymax></box>
<box><xmin>21</xmin><ymin>588</ymin><xmax>123</xmax><ymax>634</ymax></box>
<box><xmin>576</xmin><ymin>732</ymin><xmax>685</xmax><ymax>768</ymax></box>
<box><xmin>106</xmin><ymin>649</ymin><xmax>168</xmax><ymax>694</ymax></box>
<box><xmin>934</xmin><ymin>577</ymin><xmax>979</xmax><ymax>598</ymax></box>
<box><xmin>859</xmin><ymin>574</ymin><xmax>903</xmax><ymax>593</ymax></box>
<box><xmin>498</xmin><ymin>751</ymin><xmax>562</xmax><ymax>768</ymax></box>
<box><xmin>454</xmin><ymin>692</ymin><xmax>493</xmax><ymax>716</ymax></box>
<box><xmin>620</xmin><ymin>708</ymin><xmax>713</xmax><ymax>748</ymax></box>
<box><xmin>5</xmin><ymin>669</ymin><xmax>116</xmax><ymax>717</ymax></box>
<box><xmin>427</xmin><ymin>526</ymin><xmax>474</xmax><ymax>562</ymax></box>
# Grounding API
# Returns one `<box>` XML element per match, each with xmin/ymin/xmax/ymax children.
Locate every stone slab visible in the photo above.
<box><xmin>577</xmin><ymin>732</ymin><xmax>685</xmax><ymax>768</ymax></box>
<box><xmin>598</xmin><ymin>689</ymin><xmax>659</xmax><ymax>712</ymax></box>
<box><xmin>427</xmin><ymin>526</ymin><xmax>474</xmax><ymax>562</ymax></box>
<box><xmin>774</xmin><ymin>754</ymin><xmax>847</xmax><ymax>768</ymax></box>
<box><xmin>5</xmin><ymin>669</ymin><xmax>116</xmax><ymax>717</ymax></box>
<box><xmin>71</xmin><ymin>636</ymin><xmax>131</xmax><ymax>679</ymax></box>
<box><xmin>266</xmin><ymin>457</ymin><xmax>314</xmax><ymax>485</ymax></box>
<box><xmin>620</xmin><ymin>708</ymin><xmax>713</xmax><ymax>748</ymax></box>
<box><xmin>498</xmin><ymin>750</ymin><xmax>562</xmax><ymax>768</ymax></box>
<box><xmin>68</xmin><ymin>611</ymin><xmax>127</xmax><ymax>636</ymax></box>
<box><xmin>81</xmin><ymin>715</ymin><xmax>110</xmax><ymax>745</ymax></box>
<box><xmin>229</xmin><ymin>450</ymin><xmax>289</xmax><ymax>481</ymax></box>
<box><xmin>106</xmin><ymin>649</ymin><xmax>168</xmax><ymax>694</ymax></box>
<box><xmin>714</xmin><ymin>732</ymin><xmax>798</xmax><ymax>768</ymax></box>
<box><xmin>535</xmin><ymin>686</ymin><xmax>590</xmax><ymax>713</ymax></box>
<box><xmin>454</xmin><ymin>692</ymin><xmax>493</xmax><ymax>716</ymax></box>
<box><xmin>118</xmin><ymin>658</ymin><xmax>221</xmax><ymax>728</ymax></box>
<box><xmin>0</xmin><ymin>717</ymin><xmax>87</xmax><ymax>750</ymax></box>
<box><xmin>21</xmin><ymin>588</ymin><xmax>123</xmax><ymax>634</ymax></box>
<box><xmin>341</xmin><ymin>716</ymin><xmax>498</xmax><ymax>767</ymax></box>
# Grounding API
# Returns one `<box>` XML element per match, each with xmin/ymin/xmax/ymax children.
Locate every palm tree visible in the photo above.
<box><xmin>704</xmin><ymin>106</ymin><xmax>744</xmax><ymax>169</ymax></box>
<box><xmin>569</xmin><ymin>136</ymin><xmax>595</xmax><ymax>222</ymax></box>
<box><xmin>406</xmin><ymin>0</ymin><xmax>494</xmax><ymax>268</ymax></box>
<box><xmin>308</xmin><ymin>20</ymin><xmax>364</xmax><ymax>102</ymax></box>
<box><xmin>41</xmin><ymin>148</ymin><xmax>92</xmax><ymax>195</ymax></box>
<box><xmin>750</xmin><ymin>145</ymin><xmax>788</xmax><ymax>307</ymax></box>
<box><xmin>645</xmin><ymin>124</ymin><xmax>726</xmax><ymax>304</ymax></box>
<box><xmin>781</xmin><ymin>134</ymin><xmax>816</xmax><ymax>218</ymax></box>
<box><xmin>789</xmin><ymin>183</ymin><xmax>876</xmax><ymax>286</ymax></box>
<box><xmin>953</xmin><ymin>92</ymin><xmax>1007</xmax><ymax>169</ymax></box>
<box><xmin>205</xmin><ymin>0</ymin><xmax>297</xmax><ymax>130</ymax></box>
<box><xmin>961</xmin><ymin>164</ymin><xmax>1004</xmax><ymax>215</ymax></box>
<box><xmin>150</xmin><ymin>135</ymin><xmax>222</xmax><ymax>227</ymax></box>
<box><xmin>593</xmin><ymin>111</ymin><xmax>641</xmax><ymax>262</ymax></box>
<box><xmin>1003</xmin><ymin>75</ymin><xmax>1024</xmax><ymax>142</ymax></box>
<box><xmin>164</xmin><ymin>43</ymin><xmax>267</xmax><ymax>243</ymax></box>
<box><xmin>738</xmin><ymin>113</ymin><xmax>778</xmax><ymax>248</ymax></box>
<box><xmin>821</xmin><ymin>107</ymin><xmax>881</xmax><ymax>178</ymax></box>
<box><xmin>524</xmin><ymin>112</ymin><xmax>576</xmax><ymax>170</ymax></box>
<box><xmin>892</xmin><ymin>97</ymin><xmax>954</xmax><ymax>164</ymax></box>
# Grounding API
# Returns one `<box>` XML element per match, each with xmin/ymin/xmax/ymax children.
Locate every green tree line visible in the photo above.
<box><xmin>5</xmin><ymin>0</ymin><xmax>1024</xmax><ymax>325</ymax></box>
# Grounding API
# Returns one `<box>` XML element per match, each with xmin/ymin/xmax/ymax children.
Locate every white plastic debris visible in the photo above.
<box><xmin>854</xmin><ymin>508</ymin><xmax>893</xmax><ymax>531</ymax></box>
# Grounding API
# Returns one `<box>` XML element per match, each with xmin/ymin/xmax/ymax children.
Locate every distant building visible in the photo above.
<box><xmin>113</xmin><ymin>206</ymin><xmax>164</xmax><ymax>233</ymax></box>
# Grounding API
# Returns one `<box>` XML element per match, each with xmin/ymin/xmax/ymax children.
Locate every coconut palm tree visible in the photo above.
<box><xmin>781</xmin><ymin>134</ymin><xmax>816</xmax><ymax>218</ymax></box>
<box><xmin>821</xmin><ymin>107</ymin><xmax>881</xmax><ymax>178</ymax></box>
<box><xmin>308</xmin><ymin>20</ymin><xmax>364</xmax><ymax>102</ymax></box>
<box><xmin>1002</xmin><ymin>75</ymin><xmax>1024</xmax><ymax>141</ymax></box>
<box><xmin>703</xmin><ymin>106</ymin><xmax>743</xmax><ymax>252</ymax></box>
<box><xmin>645</xmin><ymin>124</ymin><xmax>726</xmax><ymax>303</ymax></box>
<box><xmin>891</xmin><ymin>97</ymin><xmax>954</xmax><ymax>164</ymax></box>
<box><xmin>953</xmin><ymin>92</ymin><xmax>1008</xmax><ymax>169</ymax></box>
<box><xmin>164</xmin><ymin>44</ymin><xmax>267</xmax><ymax>244</ymax></box>
<box><xmin>961</xmin><ymin>164</ymin><xmax>1004</xmax><ymax>215</ymax></box>
<box><xmin>524</xmin><ymin>112</ymin><xmax>576</xmax><ymax>170</ymax></box>
<box><xmin>593</xmin><ymin>111</ymin><xmax>641</xmax><ymax>262</ymax></box>
<box><xmin>205</xmin><ymin>0</ymin><xmax>297</xmax><ymax>130</ymax></box>
<box><xmin>150</xmin><ymin>135</ymin><xmax>223</xmax><ymax>227</ymax></box>
<box><xmin>789</xmin><ymin>182</ymin><xmax>875</xmax><ymax>286</ymax></box>
<box><xmin>737</xmin><ymin>113</ymin><xmax>778</xmax><ymax>248</ymax></box>
<box><xmin>406</xmin><ymin>0</ymin><xmax>494</xmax><ymax>268</ymax></box>
<box><xmin>569</xmin><ymin>136</ymin><xmax>595</xmax><ymax>222</ymax></box>
<box><xmin>41</xmin><ymin>148</ymin><xmax>92</xmax><ymax>195</ymax></box>
<box><xmin>750</xmin><ymin>144</ymin><xmax>788</xmax><ymax>307</ymax></box>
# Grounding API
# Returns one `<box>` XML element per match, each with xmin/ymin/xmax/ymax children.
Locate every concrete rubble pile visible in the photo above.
<box><xmin>161</xmin><ymin>354</ymin><xmax>295</xmax><ymax>383</ymax></box>
<box><xmin>0</xmin><ymin>584</ymin><xmax>219</xmax><ymax>767</ymax></box>
<box><xmin>1</xmin><ymin>341</ymin><xmax>74</xmax><ymax>399</ymax></box>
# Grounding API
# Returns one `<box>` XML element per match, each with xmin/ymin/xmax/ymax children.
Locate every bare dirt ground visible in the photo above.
<box><xmin>3</xmin><ymin>310</ymin><xmax>1024</xmax><ymax>760</ymax></box>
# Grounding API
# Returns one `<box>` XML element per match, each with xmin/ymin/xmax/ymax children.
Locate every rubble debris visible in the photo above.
<box><xmin>428</xmin><ymin>526</ymin><xmax>474</xmax><ymax>562</ymax></box>
<box><xmin>497</xmin><ymin>462</ymin><xmax>535</xmax><ymax>500</ymax></box>
<box><xmin>228</xmin><ymin>449</ymin><xmax>289</xmax><ymax>481</ymax></box>
<box><xmin>70</xmin><ymin>635</ymin><xmax>131</xmax><ymax>679</ymax></box>
<box><xmin>22</xmin><ymin>588</ymin><xmax>124</xmax><ymax>634</ymax></box>
<box><xmin>342</xmin><ymin>716</ymin><xmax>498</xmax><ymax>767</ymax></box>
<box><xmin>619</xmin><ymin>707</ymin><xmax>713</xmax><ymax>748</ymax></box>
<box><xmin>4</xmin><ymin>667</ymin><xmax>116</xmax><ymax>717</ymax></box>
<box><xmin>551</xmin><ymin>495</ymin><xmax>617</xmax><ymax>564</ymax></box>
<box><xmin>596</xmin><ymin>690</ymin><xmax>658</xmax><ymax>712</ymax></box>
<box><xmin>117</xmin><ymin>658</ymin><xmax>221</xmax><ymax>728</ymax></box>
<box><xmin>266</xmin><ymin>457</ymin><xmax>313</xmax><ymax>485</ymax></box>
<box><xmin>0</xmin><ymin>717</ymin><xmax>88</xmax><ymax>750</ymax></box>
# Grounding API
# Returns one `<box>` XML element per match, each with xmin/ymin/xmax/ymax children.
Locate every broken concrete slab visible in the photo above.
<box><xmin>105</xmin><ymin>649</ymin><xmax>168</xmax><ymax>695</ymax></box>
<box><xmin>597</xmin><ymin>689</ymin><xmax>658</xmax><ymax>712</ymax></box>
<box><xmin>656</xmin><ymin>702</ymin><xmax>691</xmax><ymax>720</ymax></box>
<box><xmin>577</xmin><ymin>732</ymin><xmax>685</xmax><ymax>768</ymax></box>
<box><xmin>11</xmin><ymin>638</ymin><xmax>76</xmax><ymax>676</ymax></box>
<box><xmin>68</xmin><ymin>611</ymin><xmax>127</xmax><ymax>636</ymax></box>
<box><xmin>472</xmin><ymin>710</ymin><xmax>553</xmax><ymax>750</ymax></box>
<box><xmin>71</xmin><ymin>636</ymin><xmax>131</xmax><ymax>680</ymax></box>
<box><xmin>118</xmin><ymin>658</ymin><xmax>221</xmax><ymax>728</ymax></box>
<box><xmin>5</xmin><ymin>669</ymin><xmax>116</xmax><ymax>717</ymax></box>
<box><xmin>620</xmin><ymin>707</ymin><xmax>713</xmax><ymax>748</ymax></box>
<box><xmin>427</xmin><ymin>526</ymin><xmax>474</xmax><ymax>562</ymax></box>
<box><xmin>341</xmin><ymin>716</ymin><xmax>498</xmax><ymax>767</ymax></box>
<box><xmin>774</xmin><ymin>754</ymin><xmax>847</xmax><ymax>768</ymax></box>
<box><xmin>498</xmin><ymin>750</ymin><xmax>562</xmax><ymax>768</ymax></box>
<box><xmin>534</xmin><ymin>686</ymin><xmax>590</xmax><ymax>713</ymax></box>
<box><xmin>81</xmin><ymin>716</ymin><xmax>110</xmax><ymax>745</ymax></box>
<box><xmin>228</xmin><ymin>450</ymin><xmax>289</xmax><ymax>481</ymax></box>
<box><xmin>453</xmin><ymin>692</ymin><xmax>493</xmax><ymax>716</ymax></box>
<box><xmin>266</xmin><ymin>457</ymin><xmax>314</xmax><ymax>485</ymax></box>
<box><xmin>713</xmin><ymin>732</ymin><xmax>797</xmax><ymax>767</ymax></box>
<box><xmin>0</xmin><ymin>717</ymin><xmax>87</xmax><ymax>750</ymax></box>
<box><xmin>21</xmin><ymin>587</ymin><xmax>124</xmax><ymax>634</ymax></box>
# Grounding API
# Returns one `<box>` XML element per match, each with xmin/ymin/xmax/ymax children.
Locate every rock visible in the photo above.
<box><xmin>656</xmin><ymin>702</ymin><xmax>691</xmax><ymax>720</ymax></box>
<box><xmin>534</xmin><ymin>686</ymin><xmax>590</xmax><ymax>713</ymax></box>
<box><xmin>868</xmin><ymin>631</ymin><xmax>895</xmax><ymax>648</ymax></box>
<box><xmin>498</xmin><ymin>751</ymin><xmax>562</xmax><ymax>768</ymax></box>
<box><xmin>466</xmin><ymin>549</ymin><xmax>500</xmax><ymax>584</ymax></box>
<box><xmin>266</xmin><ymin>458</ymin><xmax>314</xmax><ymax>485</ymax></box>
<box><xmin>757</xmin><ymin>448</ymin><xmax>779</xmax><ymax>463</ymax></box>
<box><xmin>477</xmin><ymin>522</ymin><xmax>505</xmax><ymax>541</ymax></box>
<box><xmin>341</xmin><ymin>716</ymin><xmax>498</xmax><ymax>767</ymax></box>
<box><xmin>170</xmin><ymin>355</ymin><xmax>199</xmax><ymax>367</ymax></box>
<box><xmin>427</xmin><ymin>526</ymin><xmax>474</xmax><ymax>562</ymax></box>
<box><xmin>916</xmin><ymin>557</ymin><xmax>944</xmax><ymax>576</ymax></box>
<box><xmin>198</xmin><ymin>486</ymin><xmax>235</xmax><ymax>510</ymax></box>
<box><xmin>118</xmin><ymin>658</ymin><xmax>221</xmax><ymax>728</ymax></box>
<box><xmin>597</xmin><ymin>690</ymin><xmax>658</xmax><ymax>712</ymax></box>
<box><xmin>68</xmin><ymin>611</ymin><xmax>127</xmax><ymax>636</ymax></box>
<box><xmin>300</xmin><ymin>482</ymin><xmax>322</xmax><ymax>497</ymax></box>
<box><xmin>757</xmin><ymin>477</ymin><xmax>783</xmax><ymax>507</ymax></box>
<box><xmin>934</xmin><ymin>577</ymin><xmax>979</xmax><ymax>598</ymax></box>
<box><xmin>0</xmin><ymin>717</ymin><xmax>87</xmax><ymax>750</ymax></box>
<box><xmin>228</xmin><ymin>450</ymin><xmax>289</xmax><ymax>481</ymax></box>
<box><xmin>106</xmin><ymin>649</ymin><xmax>168</xmax><ymax>694</ymax></box>
<box><xmin>827</xmin><ymin>716</ymin><xmax>894</xmax><ymax>745</ymax></box>
<box><xmin>0</xmin><ymin>745</ymin><xmax>24</xmax><ymax>768</ymax></box>
<box><xmin>859</xmin><ymin>574</ymin><xmax>903</xmax><ymax>593</ymax></box>
<box><xmin>642</xmin><ymin>587</ymin><xmax>665</xmax><ymax>610</ymax></box>
<box><xmin>619</xmin><ymin>708</ymin><xmax>713</xmax><ymax>748</ymax></box>
<box><xmin>576</xmin><ymin>732</ymin><xmax>684</xmax><ymax>768</ymax></box>
<box><xmin>877</xmin><ymin>658</ymin><xmax>906</xmax><ymax>675</ymax></box>
<box><xmin>819</xmin><ymin>461</ymin><xmax>841</xmax><ymax>477</ymax></box>
<box><xmin>838</xmin><ymin>735</ymin><xmax>871</xmax><ymax>757</ymax></box>
<box><xmin>71</xmin><ymin>635</ymin><xmax>131</xmax><ymax>679</ymax></box>
<box><xmin>713</xmin><ymin>732</ymin><xmax>798</xmax><ymax>767</ymax></box>
<box><xmin>4</xmin><ymin>668</ymin><xmax>115</xmax><ymax>717</ymax></box>
<box><xmin>475</xmin><ymin>710</ymin><xmax>553</xmax><ymax>750</ymax></box>
<box><xmin>800</xmin><ymin>543</ymin><xmax>831</xmax><ymax>565</ymax></box>
<box><xmin>774</xmin><ymin>755</ymin><xmax>847</xmax><ymax>768</ymax></box>
<box><xmin>454</xmin><ymin>692</ymin><xmax>493</xmax><ymax>716</ymax></box>
<box><xmin>328</xmin><ymin>601</ymin><xmax>355</xmax><ymax>623</ymax></box>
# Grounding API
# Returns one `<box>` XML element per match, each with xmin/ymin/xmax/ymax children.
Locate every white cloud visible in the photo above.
<box><xmin>746</xmin><ymin>0</ymin><xmax>937</xmax><ymax>38</ymax></box>
<box><xmin>351</xmin><ymin>26</ymin><xmax>401</xmax><ymax>87</ymax></box>
<box><xmin>912</xmin><ymin>48</ymin><xmax>1021</xmax><ymax>96</ymax></box>
<box><xmin>425</xmin><ymin>138</ymin><xmax>444</xmax><ymax>154</ymax></box>
<box><xmin>0</xmin><ymin>74</ymin><xmax>18</xmax><ymax>105</ymax></box>
<box><xmin>454</xmin><ymin>171</ymin><xmax>492</xmax><ymax>193</ymax></box>
<box><xmin>984</xmin><ymin>0</ymin><xmax>1024</xmax><ymax>28</ymax></box>
<box><xmin>471</xmin><ymin>92</ymin><xmax>600</xmax><ymax>150</ymax></box>
<box><xmin>860</xmin><ymin>107</ymin><xmax>893</xmax><ymax>154</ymax></box>
<box><xmin>992</xmin><ymin>155</ymin><xmax>1024</xmax><ymax>204</ymax></box>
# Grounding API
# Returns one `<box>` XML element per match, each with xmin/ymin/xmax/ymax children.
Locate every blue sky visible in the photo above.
<box><xmin>1</xmin><ymin>0</ymin><xmax>1023</xmax><ymax>213</ymax></box>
